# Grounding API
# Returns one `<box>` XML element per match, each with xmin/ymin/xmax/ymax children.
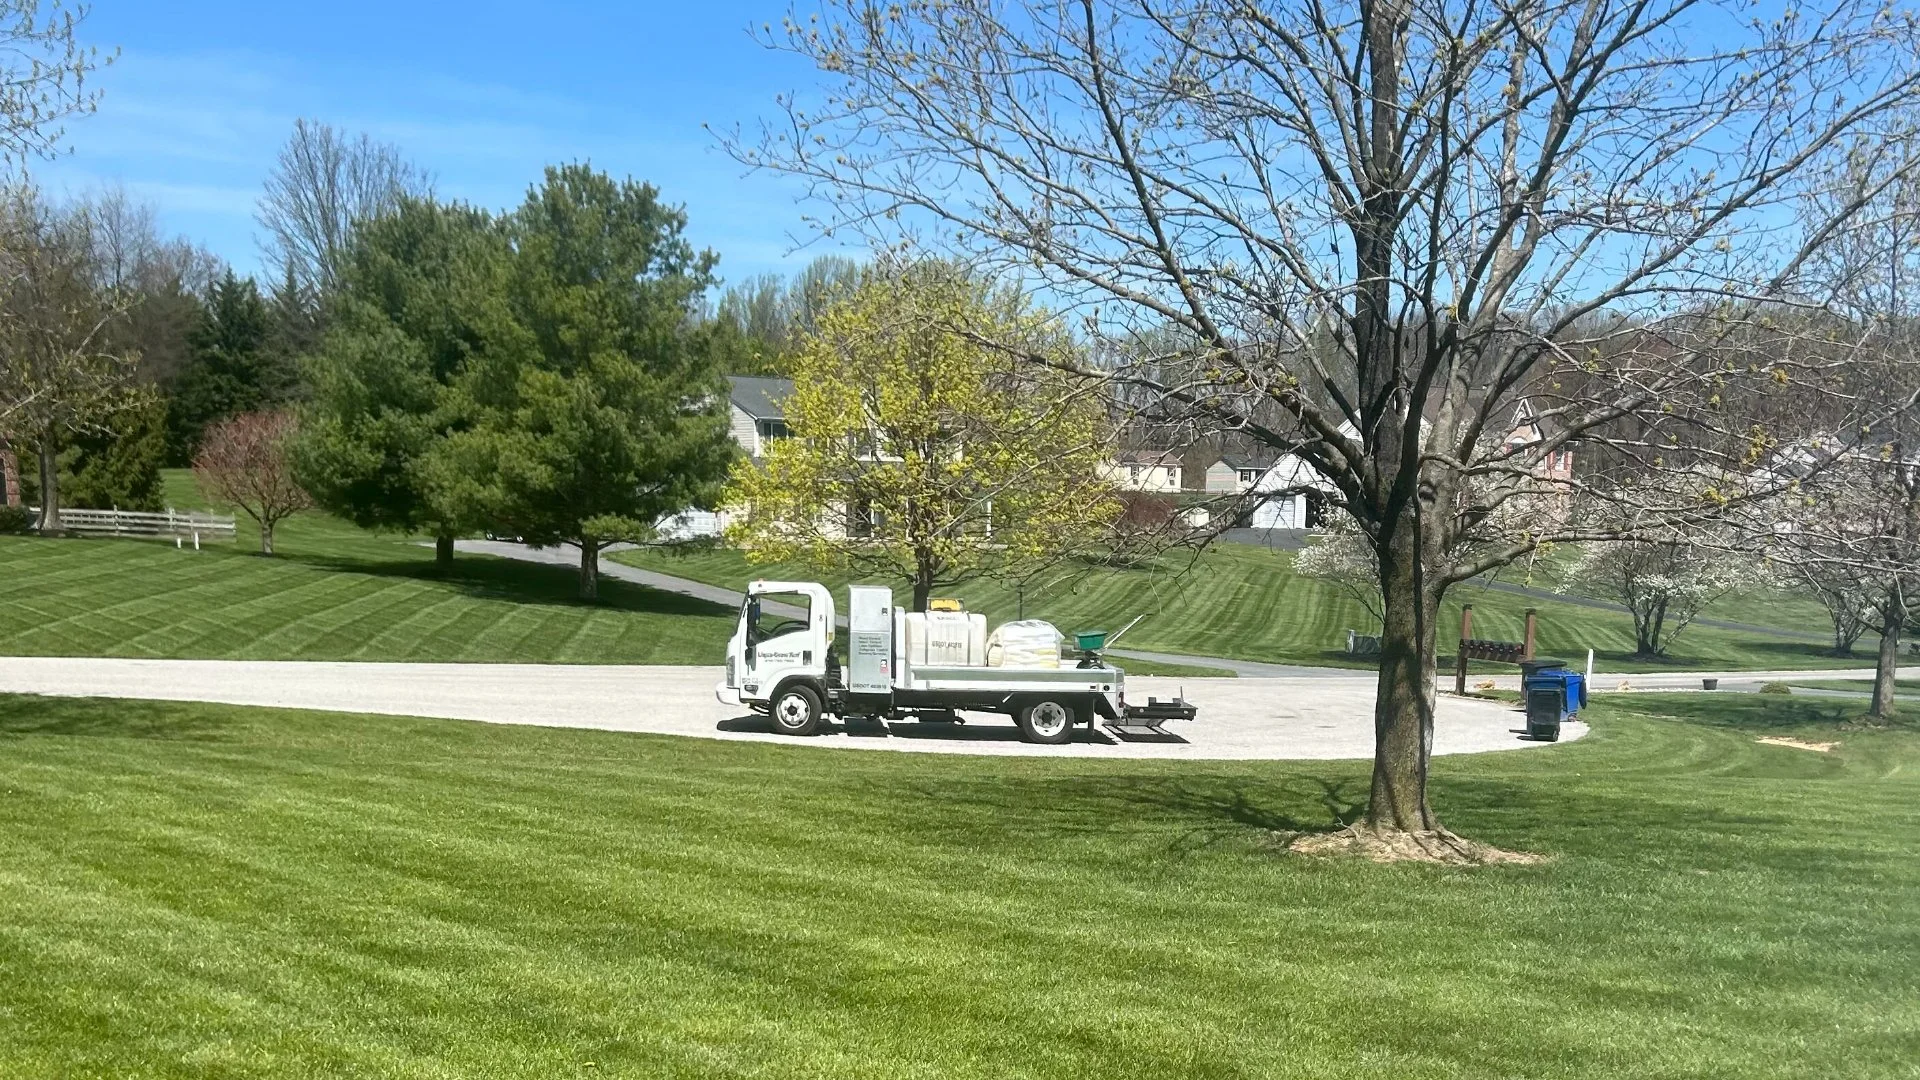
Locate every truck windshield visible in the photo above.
<box><xmin>746</xmin><ymin>593</ymin><xmax>811</xmax><ymax>643</ymax></box>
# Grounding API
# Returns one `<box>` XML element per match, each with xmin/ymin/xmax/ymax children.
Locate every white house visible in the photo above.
<box><xmin>1201</xmin><ymin>450</ymin><xmax>1335</xmax><ymax>530</ymax></box>
<box><xmin>1103</xmin><ymin>449</ymin><xmax>1184</xmax><ymax>493</ymax></box>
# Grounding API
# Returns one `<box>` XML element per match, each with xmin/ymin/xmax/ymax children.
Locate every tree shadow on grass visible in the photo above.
<box><xmin>283</xmin><ymin>551</ymin><xmax>734</xmax><ymax>617</ymax></box>
<box><xmin>0</xmin><ymin>695</ymin><xmax>230</xmax><ymax>741</ymax></box>
<box><xmin>880</xmin><ymin>771</ymin><xmax>1366</xmax><ymax>852</ymax></box>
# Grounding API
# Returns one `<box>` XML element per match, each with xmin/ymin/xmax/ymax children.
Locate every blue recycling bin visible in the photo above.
<box><xmin>1522</xmin><ymin>666</ymin><xmax>1584</xmax><ymax>742</ymax></box>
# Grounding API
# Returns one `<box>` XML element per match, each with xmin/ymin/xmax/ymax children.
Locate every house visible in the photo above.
<box><xmin>1505</xmin><ymin>400</ymin><xmax>1575</xmax><ymax>482</ymax></box>
<box><xmin>727</xmin><ymin>375</ymin><xmax>793</xmax><ymax>459</ymax></box>
<box><xmin>659</xmin><ymin>376</ymin><xmax>794</xmax><ymax>540</ymax></box>
<box><xmin>1103</xmin><ymin>449</ymin><xmax>1184</xmax><ymax>493</ymax></box>
<box><xmin>1204</xmin><ymin>454</ymin><xmax>1278</xmax><ymax>494</ymax></box>
<box><xmin>1196</xmin><ymin>399</ymin><xmax>1579</xmax><ymax>533</ymax></box>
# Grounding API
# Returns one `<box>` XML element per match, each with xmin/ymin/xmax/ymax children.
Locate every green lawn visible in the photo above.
<box><xmin>0</xmin><ymin>691</ymin><xmax>1912</xmax><ymax>1077</ymax></box>
<box><xmin>0</xmin><ymin>474</ymin><xmax>734</xmax><ymax>664</ymax></box>
<box><xmin>1788</xmin><ymin>679</ymin><xmax>1920</xmax><ymax>695</ymax></box>
<box><xmin>617</xmin><ymin>545</ymin><xmax>1867</xmax><ymax>673</ymax></box>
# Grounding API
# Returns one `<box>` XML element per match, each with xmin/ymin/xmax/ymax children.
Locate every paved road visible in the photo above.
<box><xmin>1477</xmin><ymin>666</ymin><xmax>1920</xmax><ymax>692</ymax></box>
<box><xmin>0</xmin><ymin>657</ymin><xmax>1580</xmax><ymax>761</ymax></box>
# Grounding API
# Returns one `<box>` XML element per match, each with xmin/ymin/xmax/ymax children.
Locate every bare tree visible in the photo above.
<box><xmin>1769</xmin><ymin>126</ymin><xmax>1920</xmax><ymax>717</ymax></box>
<box><xmin>79</xmin><ymin>184</ymin><xmax>222</xmax><ymax>387</ymax></box>
<box><xmin>0</xmin><ymin>182</ymin><xmax>136</xmax><ymax>531</ymax></box>
<box><xmin>255</xmin><ymin>119</ymin><xmax>430</xmax><ymax>300</ymax></box>
<box><xmin>0</xmin><ymin>1</ymin><xmax>112</xmax><ymax>167</ymax></box>
<box><xmin>729</xmin><ymin>0</ymin><xmax>1920</xmax><ymax>849</ymax></box>
<box><xmin>192</xmin><ymin>410</ymin><xmax>311</xmax><ymax>555</ymax></box>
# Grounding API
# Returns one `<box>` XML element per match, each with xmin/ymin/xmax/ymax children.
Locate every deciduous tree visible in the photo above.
<box><xmin>1566</xmin><ymin>538</ymin><xmax>1745</xmax><ymax>659</ymax></box>
<box><xmin>732</xmin><ymin>0</ymin><xmax>1920</xmax><ymax>848</ymax></box>
<box><xmin>256</xmin><ymin>119</ymin><xmax>430</xmax><ymax>302</ymax></box>
<box><xmin>0</xmin><ymin>183</ymin><xmax>137</xmax><ymax>532</ymax></box>
<box><xmin>193</xmin><ymin>410</ymin><xmax>311</xmax><ymax>555</ymax></box>
<box><xmin>0</xmin><ymin>1</ymin><xmax>111</xmax><ymax>167</ymax></box>
<box><xmin>726</xmin><ymin>263</ymin><xmax>1120</xmax><ymax>611</ymax></box>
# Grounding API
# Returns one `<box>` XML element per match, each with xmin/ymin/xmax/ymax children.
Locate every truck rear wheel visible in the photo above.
<box><xmin>1017</xmin><ymin>698</ymin><xmax>1076</xmax><ymax>745</ymax></box>
<box><xmin>770</xmin><ymin>684</ymin><xmax>824</xmax><ymax>737</ymax></box>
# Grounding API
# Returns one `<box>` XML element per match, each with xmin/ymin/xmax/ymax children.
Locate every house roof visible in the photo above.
<box><xmin>1216</xmin><ymin>454</ymin><xmax>1279</xmax><ymax>472</ymax></box>
<box><xmin>1115</xmin><ymin>448</ymin><xmax>1182</xmax><ymax>466</ymax></box>
<box><xmin>728</xmin><ymin>376</ymin><xmax>793</xmax><ymax>420</ymax></box>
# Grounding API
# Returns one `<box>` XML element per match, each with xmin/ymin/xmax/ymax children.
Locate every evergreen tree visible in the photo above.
<box><xmin>295</xmin><ymin>196</ymin><xmax>507</xmax><ymax>566</ymax></box>
<box><xmin>60</xmin><ymin>394</ymin><xmax>168</xmax><ymax>511</ymax></box>
<box><xmin>167</xmin><ymin>272</ymin><xmax>278</xmax><ymax>462</ymax></box>
<box><xmin>428</xmin><ymin>165</ymin><xmax>735</xmax><ymax>599</ymax></box>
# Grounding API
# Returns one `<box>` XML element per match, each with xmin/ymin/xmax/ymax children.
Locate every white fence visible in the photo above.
<box><xmin>32</xmin><ymin>507</ymin><xmax>237</xmax><ymax>548</ymax></box>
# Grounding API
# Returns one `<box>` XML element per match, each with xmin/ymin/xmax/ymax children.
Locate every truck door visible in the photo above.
<box><xmin>742</xmin><ymin>592</ymin><xmax>817</xmax><ymax>695</ymax></box>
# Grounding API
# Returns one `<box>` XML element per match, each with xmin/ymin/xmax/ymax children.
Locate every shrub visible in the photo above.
<box><xmin>0</xmin><ymin>505</ymin><xmax>36</xmax><ymax>535</ymax></box>
<box><xmin>1760</xmin><ymin>681</ymin><xmax>1793</xmax><ymax>695</ymax></box>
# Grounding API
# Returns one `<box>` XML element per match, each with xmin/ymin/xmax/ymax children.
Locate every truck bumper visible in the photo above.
<box><xmin>714</xmin><ymin>683</ymin><xmax>743</xmax><ymax>707</ymax></box>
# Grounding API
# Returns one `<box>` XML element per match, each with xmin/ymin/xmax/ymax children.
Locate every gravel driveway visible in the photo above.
<box><xmin>0</xmin><ymin>657</ymin><xmax>1579</xmax><ymax>760</ymax></box>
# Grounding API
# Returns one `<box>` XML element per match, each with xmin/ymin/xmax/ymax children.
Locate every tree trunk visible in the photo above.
<box><xmin>435</xmin><ymin>532</ymin><xmax>455</xmax><ymax>569</ymax></box>
<box><xmin>0</xmin><ymin>438</ymin><xmax>19</xmax><ymax>506</ymax></box>
<box><xmin>260</xmin><ymin>520</ymin><xmax>275</xmax><ymax>556</ymax></box>
<box><xmin>579</xmin><ymin>540</ymin><xmax>600</xmax><ymax>601</ymax></box>
<box><xmin>1368</xmin><ymin>531</ymin><xmax>1440</xmax><ymax>833</ymax></box>
<box><xmin>1641</xmin><ymin>598</ymin><xmax>1669</xmax><ymax>657</ymax></box>
<box><xmin>35</xmin><ymin>435</ymin><xmax>59</xmax><ymax>533</ymax></box>
<box><xmin>1872</xmin><ymin>593</ymin><xmax>1902</xmax><ymax>719</ymax></box>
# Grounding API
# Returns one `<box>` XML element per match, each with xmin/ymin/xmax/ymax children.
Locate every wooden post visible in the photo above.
<box><xmin>1455</xmin><ymin>604</ymin><xmax>1473</xmax><ymax>696</ymax></box>
<box><xmin>1523</xmin><ymin>608</ymin><xmax>1538</xmax><ymax>661</ymax></box>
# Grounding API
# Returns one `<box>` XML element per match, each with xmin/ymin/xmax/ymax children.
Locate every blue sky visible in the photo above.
<box><xmin>38</xmin><ymin>1</ymin><xmax>849</xmax><ymax>285</ymax></box>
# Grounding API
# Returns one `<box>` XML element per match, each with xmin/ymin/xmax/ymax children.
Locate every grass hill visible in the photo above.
<box><xmin>613</xmin><ymin>543</ymin><xmax>1862</xmax><ymax>674</ymax></box>
<box><xmin>0</xmin><ymin>469</ymin><xmax>1872</xmax><ymax>671</ymax></box>
<box><xmin>0</xmin><ymin>473</ymin><xmax>732</xmax><ymax>665</ymax></box>
<box><xmin>0</xmin><ymin>690</ymin><xmax>1911</xmax><ymax>1077</ymax></box>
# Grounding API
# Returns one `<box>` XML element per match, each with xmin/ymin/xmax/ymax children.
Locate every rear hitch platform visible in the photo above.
<box><xmin>1105</xmin><ymin>696</ymin><xmax>1198</xmax><ymax>740</ymax></box>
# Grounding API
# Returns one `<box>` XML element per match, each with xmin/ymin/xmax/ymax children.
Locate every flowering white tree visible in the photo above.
<box><xmin>1566</xmin><ymin>540</ymin><xmax>1747</xmax><ymax>658</ymax></box>
<box><xmin>1293</xmin><ymin>522</ymin><xmax>1382</xmax><ymax>629</ymax></box>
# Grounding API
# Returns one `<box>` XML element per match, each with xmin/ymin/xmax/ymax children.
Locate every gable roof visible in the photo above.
<box><xmin>1114</xmin><ymin>448</ymin><xmax>1182</xmax><ymax>466</ymax></box>
<box><xmin>728</xmin><ymin>376</ymin><xmax>793</xmax><ymax>421</ymax></box>
<box><xmin>1216</xmin><ymin>453</ymin><xmax>1279</xmax><ymax>472</ymax></box>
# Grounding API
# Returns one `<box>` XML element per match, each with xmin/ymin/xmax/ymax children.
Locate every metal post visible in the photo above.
<box><xmin>1523</xmin><ymin>608</ymin><xmax>1537</xmax><ymax>661</ymax></box>
<box><xmin>1455</xmin><ymin>604</ymin><xmax>1473</xmax><ymax>696</ymax></box>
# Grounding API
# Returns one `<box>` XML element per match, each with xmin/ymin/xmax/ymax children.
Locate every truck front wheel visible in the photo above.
<box><xmin>1017</xmin><ymin>698</ymin><xmax>1077</xmax><ymax>745</ymax></box>
<box><xmin>771</xmin><ymin>684</ymin><xmax>824</xmax><ymax>737</ymax></box>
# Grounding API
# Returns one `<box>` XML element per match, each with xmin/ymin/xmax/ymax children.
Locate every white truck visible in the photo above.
<box><xmin>714</xmin><ymin>580</ymin><xmax>1196</xmax><ymax>744</ymax></box>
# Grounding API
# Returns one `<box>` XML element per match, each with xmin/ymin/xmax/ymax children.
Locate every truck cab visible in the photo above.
<box><xmin>718</xmin><ymin>581</ymin><xmax>836</xmax><ymax>721</ymax></box>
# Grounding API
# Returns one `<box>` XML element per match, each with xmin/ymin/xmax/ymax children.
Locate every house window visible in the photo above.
<box><xmin>1168</xmin><ymin>467</ymin><xmax>1180</xmax><ymax>486</ymax></box>
<box><xmin>758</xmin><ymin>419</ymin><xmax>789</xmax><ymax>442</ymax></box>
<box><xmin>1238</xmin><ymin>469</ymin><xmax>1260</xmax><ymax>485</ymax></box>
<box><xmin>1128</xmin><ymin>464</ymin><xmax>1144</xmax><ymax>481</ymax></box>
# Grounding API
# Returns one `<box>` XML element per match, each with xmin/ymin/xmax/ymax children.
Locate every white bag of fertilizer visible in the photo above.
<box><xmin>985</xmin><ymin>620</ymin><xmax>1063</xmax><ymax>669</ymax></box>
